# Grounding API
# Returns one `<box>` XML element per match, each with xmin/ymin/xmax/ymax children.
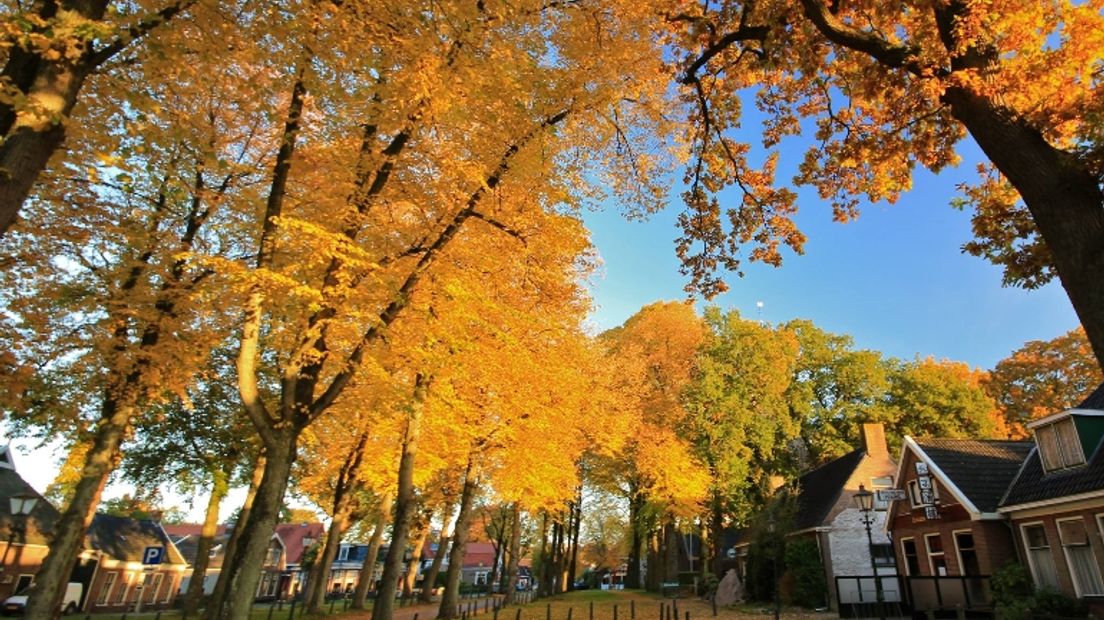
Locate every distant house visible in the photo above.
<box><xmin>0</xmin><ymin>447</ymin><xmax>61</xmax><ymax>601</ymax></box>
<box><xmin>162</xmin><ymin>523</ymin><xmax>231</xmax><ymax>596</ymax></box>
<box><xmin>887</xmin><ymin>437</ymin><xmax>1032</xmax><ymax>612</ymax></box>
<box><xmin>999</xmin><ymin>383</ymin><xmax>1104</xmax><ymax>616</ymax></box>
<box><xmin>83</xmin><ymin>514</ymin><xmax>188</xmax><ymax>612</ymax></box>
<box><xmin>256</xmin><ymin>522</ymin><xmax>324</xmax><ymax>600</ymax></box>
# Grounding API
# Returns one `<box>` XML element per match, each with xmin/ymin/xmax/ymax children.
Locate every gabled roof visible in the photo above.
<box><xmin>0</xmin><ymin>461</ymin><xmax>58</xmax><ymax>546</ymax></box>
<box><xmin>274</xmin><ymin>523</ymin><xmax>324</xmax><ymax>564</ymax></box>
<box><xmin>1000</xmin><ymin>382</ymin><xmax>1104</xmax><ymax>510</ymax></box>
<box><xmin>162</xmin><ymin>523</ymin><xmax>231</xmax><ymax>567</ymax></box>
<box><xmin>912</xmin><ymin>438</ymin><xmax>1033</xmax><ymax>513</ymax></box>
<box><xmin>793</xmin><ymin>449</ymin><xmax>866</xmax><ymax>531</ymax></box>
<box><xmin>86</xmin><ymin>513</ymin><xmax>186</xmax><ymax>565</ymax></box>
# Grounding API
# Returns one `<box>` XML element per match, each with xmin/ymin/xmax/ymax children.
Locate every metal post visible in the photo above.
<box><xmin>862</xmin><ymin>515</ymin><xmax>886</xmax><ymax>620</ymax></box>
<box><xmin>267</xmin><ymin>602</ymin><xmax>276</xmax><ymax>620</ymax></box>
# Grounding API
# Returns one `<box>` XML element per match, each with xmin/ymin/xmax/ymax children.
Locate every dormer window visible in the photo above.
<box><xmin>1036</xmin><ymin>417</ymin><xmax>1085</xmax><ymax>472</ymax></box>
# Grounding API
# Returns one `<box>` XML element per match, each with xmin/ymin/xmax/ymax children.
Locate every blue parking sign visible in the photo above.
<box><xmin>142</xmin><ymin>546</ymin><xmax>165</xmax><ymax>565</ymax></box>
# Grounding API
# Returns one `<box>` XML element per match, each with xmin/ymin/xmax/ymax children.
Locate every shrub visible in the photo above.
<box><xmin>991</xmin><ymin>563</ymin><xmax>1089</xmax><ymax>620</ymax></box>
<box><xmin>783</xmin><ymin>538</ymin><xmax>826</xmax><ymax>608</ymax></box>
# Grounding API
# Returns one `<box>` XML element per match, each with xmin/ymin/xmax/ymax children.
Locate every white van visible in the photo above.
<box><xmin>1</xmin><ymin>582</ymin><xmax>82</xmax><ymax>615</ymax></box>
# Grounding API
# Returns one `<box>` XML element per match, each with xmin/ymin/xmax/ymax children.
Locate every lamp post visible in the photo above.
<box><xmin>853</xmin><ymin>485</ymin><xmax>885</xmax><ymax>620</ymax></box>
<box><xmin>2</xmin><ymin>493</ymin><xmax>38</xmax><ymax>587</ymax></box>
<box><xmin>767</xmin><ymin>516</ymin><xmax>779</xmax><ymax>620</ymax></box>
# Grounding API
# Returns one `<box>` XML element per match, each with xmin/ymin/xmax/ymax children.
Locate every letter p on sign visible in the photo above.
<box><xmin>143</xmin><ymin>546</ymin><xmax>165</xmax><ymax>565</ymax></box>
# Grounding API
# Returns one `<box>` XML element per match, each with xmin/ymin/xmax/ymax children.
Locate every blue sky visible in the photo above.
<box><xmin>582</xmin><ymin>138</ymin><xmax>1081</xmax><ymax>370</ymax></box>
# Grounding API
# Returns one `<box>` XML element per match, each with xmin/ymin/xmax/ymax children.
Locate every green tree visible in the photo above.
<box><xmin>880</xmin><ymin>358</ymin><xmax>998</xmax><ymax>448</ymax></box>
<box><xmin>682</xmin><ymin>308</ymin><xmax>800</xmax><ymax>574</ymax></box>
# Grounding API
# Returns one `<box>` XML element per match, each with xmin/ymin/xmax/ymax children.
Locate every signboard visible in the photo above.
<box><xmin>142</xmin><ymin>546</ymin><xmax>165</xmax><ymax>565</ymax></box>
<box><xmin>914</xmin><ymin>462</ymin><xmax>929</xmax><ymax>475</ymax></box>
<box><xmin>924</xmin><ymin>506</ymin><xmax>940</xmax><ymax>520</ymax></box>
<box><xmin>876</xmin><ymin>489</ymin><xmax>907</xmax><ymax>502</ymax></box>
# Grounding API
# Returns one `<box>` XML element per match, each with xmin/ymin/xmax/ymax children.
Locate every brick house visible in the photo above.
<box><xmin>255</xmin><ymin>522</ymin><xmax>324</xmax><ymax>600</ymax></box>
<box><xmin>887</xmin><ymin>437</ymin><xmax>1032</xmax><ymax>612</ymax></box>
<box><xmin>0</xmin><ymin>447</ymin><xmax>58</xmax><ymax>601</ymax></box>
<box><xmin>998</xmin><ymin>383</ymin><xmax>1104</xmax><ymax>616</ymax></box>
<box><xmin>82</xmin><ymin>514</ymin><xmax>188</xmax><ymax>613</ymax></box>
<box><xmin>162</xmin><ymin>523</ymin><xmax>231</xmax><ymax>595</ymax></box>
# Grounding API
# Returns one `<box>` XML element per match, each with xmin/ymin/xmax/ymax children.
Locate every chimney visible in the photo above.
<box><xmin>860</xmin><ymin>423</ymin><xmax>888</xmax><ymax>458</ymax></box>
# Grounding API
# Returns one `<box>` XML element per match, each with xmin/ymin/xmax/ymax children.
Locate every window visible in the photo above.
<box><xmin>1057</xmin><ymin>518</ymin><xmax>1104</xmax><ymax>596</ymax></box>
<box><xmin>901</xmin><ymin>539</ymin><xmax>920</xmax><ymax>576</ymax></box>
<box><xmin>113</xmin><ymin>573</ymin><xmax>128</xmax><ymax>604</ymax></box>
<box><xmin>96</xmin><ymin>573</ymin><xmax>116</xmax><ymax>606</ymax></box>
<box><xmin>338</xmin><ymin>546</ymin><xmax>350</xmax><ymax>562</ymax></box>
<box><xmin>925</xmin><ymin>534</ymin><xmax>947</xmax><ymax>576</ymax></box>
<box><xmin>871</xmin><ymin>476</ymin><xmax>894</xmax><ymax>511</ymax></box>
<box><xmin>162</xmin><ymin>577</ymin><xmax>175</xmax><ymax>604</ymax></box>
<box><xmin>954</xmin><ymin>531</ymin><xmax>981</xmax><ymax>576</ymax></box>
<box><xmin>870</xmin><ymin>543</ymin><xmax>895</xmax><ymax>567</ymax></box>
<box><xmin>265</xmin><ymin>543</ymin><xmax>282</xmax><ymax>567</ymax></box>
<box><xmin>144</xmin><ymin>573</ymin><xmax>162</xmax><ymax>603</ymax></box>
<box><xmin>1035</xmin><ymin>418</ymin><xmax>1086</xmax><ymax>472</ymax></box>
<box><xmin>1022</xmin><ymin>523</ymin><xmax>1060</xmax><ymax>589</ymax></box>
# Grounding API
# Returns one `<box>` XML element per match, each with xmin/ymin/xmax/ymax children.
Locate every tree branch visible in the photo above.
<box><xmin>91</xmin><ymin>0</ymin><xmax>196</xmax><ymax>68</ymax></box>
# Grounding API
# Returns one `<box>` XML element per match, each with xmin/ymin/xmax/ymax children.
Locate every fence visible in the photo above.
<box><xmin>834</xmin><ymin>574</ymin><xmax>907</xmax><ymax>619</ymax></box>
<box><xmin>905</xmin><ymin>575</ymin><xmax>993</xmax><ymax>619</ymax></box>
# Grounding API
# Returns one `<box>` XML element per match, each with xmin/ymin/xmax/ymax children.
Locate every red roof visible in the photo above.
<box><xmin>274</xmin><ymin>522</ymin><xmax>325</xmax><ymax>564</ymax></box>
<box><xmin>421</xmin><ymin>541</ymin><xmax>498</xmax><ymax>569</ymax></box>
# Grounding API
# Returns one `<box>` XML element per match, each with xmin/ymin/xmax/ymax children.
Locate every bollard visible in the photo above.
<box><xmin>183</xmin><ymin>611</ymin><xmax>189</xmax><ymax>620</ymax></box>
<box><xmin>614</xmin><ymin>604</ymin><xmax>618</xmax><ymax>620</ymax></box>
<box><xmin>672</xmin><ymin>600</ymin><xmax>678</xmax><ymax>620</ymax></box>
<box><xmin>516</xmin><ymin>608</ymin><xmax>522</xmax><ymax>620</ymax></box>
<box><xmin>267</xmin><ymin>603</ymin><xmax>276</xmax><ymax>620</ymax></box>
<box><xmin>495</xmin><ymin>609</ymin><xmax>500</xmax><ymax>620</ymax></box>
<box><xmin>568</xmin><ymin>608</ymin><xmax>574</xmax><ymax>620</ymax></box>
<box><xmin>547</xmin><ymin>603</ymin><xmax>551</xmax><ymax>620</ymax></box>
<box><xmin>289</xmin><ymin>599</ymin><xmax>297</xmax><ymax>620</ymax></box>
<box><xmin>330</xmin><ymin>596</ymin><xmax>336</xmax><ymax>614</ymax></box>
<box><xmin>631</xmin><ymin>601</ymin><xmax>635</xmax><ymax>620</ymax></box>
<box><xmin>344</xmin><ymin>597</ymin><xmax>349</xmax><ymax>612</ymax></box>
<box><xmin>684</xmin><ymin>612</ymin><xmax>689</xmax><ymax>620</ymax></box>
<box><xmin>711</xmin><ymin>596</ymin><xmax>716</xmax><ymax>617</ymax></box>
<box><xmin>121</xmin><ymin>612</ymin><xmax>128</xmax><ymax>620</ymax></box>
<box><xmin>414</xmin><ymin>614</ymin><xmax>420</xmax><ymax>620</ymax></box>
<box><xmin>590</xmin><ymin>601</ymin><xmax>594</xmax><ymax>620</ymax></box>
<box><xmin>155</xmin><ymin>612</ymin><xmax>162</xmax><ymax>620</ymax></box>
<box><xmin>659</xmin><ymin>602</ymin><xmax>663</xmax><ymax>620</ymax></box>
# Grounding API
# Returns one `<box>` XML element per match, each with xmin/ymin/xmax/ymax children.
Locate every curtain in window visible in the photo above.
<box><xmin>1024</xmin><ymin>525</ymin><xmax>1060</xmax><ymax>589</ymax></box>
<box><xmin>1059</xmin><ymin>519</ymin><xmax>1104</xmax><ymax>596</ymax></box>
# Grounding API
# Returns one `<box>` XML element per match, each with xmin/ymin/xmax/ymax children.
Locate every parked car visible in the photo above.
<box><xmin>1</xmin><ymin>583</ymin><xmax>82</xmax><ymax>616</ymax></box>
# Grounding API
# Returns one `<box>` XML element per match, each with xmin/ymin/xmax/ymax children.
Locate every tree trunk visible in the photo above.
<box><xmin>419</xmin><ymin>501</ymin><xmax>455</xmax><ymax>603</ymax></box>
<box><xmin>352</xmin><ymin>493</ymin><xmax>392</xmax><ymax>610</ymax></box>
<box><xmin>942</xmin><ymin>86</ymin><xmax>1104</xmax><ymax>371</ymax></box>
<box><xmin>645</xmin><ymin>529</ymin><xmax>660</xmax><ymax>592</ymax></box>
<box><xmin>438</xmin><ymin>460</ymin><xmax>477</xmax><ymax>620</ymax></box>
<box><xmin>487</xmin><ymin>512</ymin><xmax>506</xmax><ymax>595</ymax></box>
<box><xmin>24</xmin><ymin>394</ymin><xmax>135</xmax><ymax>620</ymax></box>
<box><xmin>663</xmin><ymin>520</ymin><xmax>678</xmax><ymax>585</ymax></box>
<box><xmin>567</xmin><ymin>490</ymin><xmax>582</xmax><ymax>590</ymax></box>
<box><xmin>372</xmin><ymin>374</ymin><xmax>429</xmax><ymax>620</ymax></box>
<box><xmin>219</xmin><ymin>432</ymin><xmax>298</xmax><ymax>620</ymax></box>
<box><xmin>536</xmin><ymin>514</ymin><xmax>551</xmax><ymax>597</ymax></box>
<box><xmin>306</xmin><ymin>508</ymin><xmax>352</xmax><ymax>613</ymax></box>
<box><xmin>710</xmin><ymin>496</ymin><xmax>723</xmax><ymax>577</ymax></box>
<box><xmin>204</xmin><ymin>454</ymin><xmax>265</xmax><ymax>620</ymax></box>
<box><xmin>502</xmin><ymin>505</ymin><xmax>521</xmax><ymax>606</ymax></box>
<box><xmin>550</xmin><ymin>521</ymin><xmax>562</xmax><ymax>594</ymax></box>
<box><xmin>403</xmin><ymin>521</ymin><xmax>429</xmax><ymax>598</ymax></box>
<box><xmin>626</xmin><ymin>489</ymin><xmax>643</xmax><ymax>589</ymax></box>
<box><xmin>183</xmin><ymin>477</ymin><xmax>228</xmax><ymax>615</ymax></box>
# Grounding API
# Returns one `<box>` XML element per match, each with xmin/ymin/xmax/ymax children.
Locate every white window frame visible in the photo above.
<box><xmin>145</xmin><ymin>573</ymin><xmax>163</xmax><ymax>604</ymax></box>
<box><xmin>925</xmin><ymin>533</ymin><xmax>946</xmax><ymax>576</ymax></box>
<box><xmin>113</xmin><ymin>572</ymin><xmax>129</xmax><ymax>605</ymax></box>
<box><xmin>162</xmin><ymin>576</ymin><xmax>175</xmax><ymax>604</ymax></box>
<box><xmin>1056</xmin><ymin>516</ymin><xmax>1104</xmax><ymax>597</ymax></box>
<box><xmin>953</xmin><ymin>529</ymin><xmax>977</xmax><ymax>577</ymax></box>
<box><xmin>1021</xmin><ymin>521</ymin><xmax>1060</xmax><ymax>590</ymax></box>
<box><xmin>900</xmin><ymin>537</ymin><xmax>918</xmax><ymax>576</ymax></box>
<box><xmin>338</xmin><ymin>545</ymin><xmax>350</xmax><ymax>562</ymax></box>
<box><xmin>96</xmin><ymin>572</ymin><xmax>116</xmax><ymax>606</ymax></box>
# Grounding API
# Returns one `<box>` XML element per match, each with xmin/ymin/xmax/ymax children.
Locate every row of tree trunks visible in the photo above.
<box><xmin>438</xmin><ymin>460</ymin><xmax>477</xmax><ymax>620</ymax></box>
<box><xmin>501</xmin><ymin>504</ymin><xmax>522</xmax><ymax>605</ymax></box>
<box><xmin>419</xmin><ymin>501</ymin><xmax>454</xmax><ymax>603</ymax></box>
<box><xmin>625</xmin><ymin>487</ymin><xmax>644</xmax><ymax>589</ymax></box>
<box><xmin>372</xmin><ymin>374</ymin><xmax>429</xmax><ymax>620</ymax></box>
<box><xmin>403</xmin><ymin>518</ymin><xmax>430</xmax><ymax>598</ymax></box>
<box><xmin>182</xmin><ymin>475</ymin><xmax>229</xmax><ymax>616</ymax></box>
<box><xmin>352</xmin><ymin>493</ymin><xmax>393</xmax><ymax>610</ymax></box>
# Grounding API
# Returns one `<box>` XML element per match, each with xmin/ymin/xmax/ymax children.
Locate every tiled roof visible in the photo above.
<box><xmin>86</xmin><ymin>513</ymin><xmax>186</xmax><ymax>564</ymax></box>
<box><xmin>1076</xmin><ymin>382</ymin><xmax>1104</xmax><ymax>410</ymax></box>
<box><xmin>274</xmin><ymin>523</ymin><xmax>325</xmax><ymax>564</ymax></box>
<box><xmin>793</xmin><ymin>449</ymin><xmax>866</xmax><ymax>531</ymax></box>
<box><xmin>914</xmin><ymin>439</ymin><xmax>1033</xmax><ymax>513</ymax></box>
<box><xmin>1001</xmin><ymin>382</ymin><xmax>1104</xmax><ymax>508</ymax></box>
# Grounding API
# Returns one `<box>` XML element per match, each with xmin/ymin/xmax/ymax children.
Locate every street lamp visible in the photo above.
<box><xmin>2</xmin><ymin>493</ymin><xmax>38</xmax><ymax>576</ymax></box>
<box><xmin>853</xmin><ymin>485</ymin><xmax>885</xmax><ymax>620</ymax></box>
<box><xmin>767</xmin><ymin>515</ymin><xmax>779</xmax><ymax>620</ymax></box>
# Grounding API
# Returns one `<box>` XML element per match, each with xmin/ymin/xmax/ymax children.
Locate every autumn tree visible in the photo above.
<box><xmin>0</xmin><ymin>0</ymin><xmax>199</xmax><ymax>235</ymax></box>
<box><xmin>880</xmin><ymin>358</ymin><xmax>999</xmax><ymax>447</ymax></box>
<box><xmin>985</xmin><ymin>328</ymin><xmax>1104</xmax><ymax>436</ymax></box>
<box><xmin>666</xmin><ymin>0</ymin><xmax>1104</xmax><ymax>370</ymax></box>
